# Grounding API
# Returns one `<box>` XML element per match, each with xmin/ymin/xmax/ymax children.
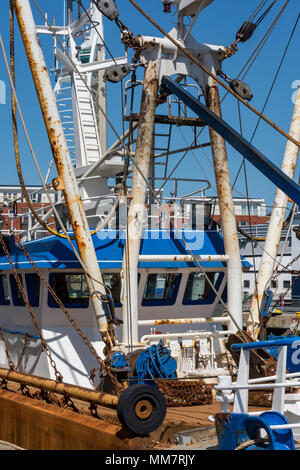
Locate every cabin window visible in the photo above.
<box><xmin>10</xmin><ymin>274</ymin><xmax>25</xmax><ymax>306</ymax></box>
<box><xmin>0</xmin><ymin>274</ymin><xmax>10</xmax><ymax>305</ymax></box>
<box><xmin>183</xmin><ymin>272</ymin><xmax>224</xmax><ymax>305</ymax></box>
<box><xmin>48</xmin><ymin>273</ymin><xmax>89</xmax><ymax>308</ymax></box>
<box><xmin>142</xmin><ymin>273</ymin><xmax>182</xmax><ymax>306</ymax></box>
<box><xmin>102</xmin><ymin>273</ymin><xmax>121</xmax><ymax>306</ymax></box>
<box><xmin>25</xmin><ymin>273</ymin><xmax>40</xmax><ymax>307</ymax></box>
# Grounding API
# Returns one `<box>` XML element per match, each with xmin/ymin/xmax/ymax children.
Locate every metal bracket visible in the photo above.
<box><xmin>52</xmin><ymin>177</ymin><xmax>64</xmax><ymax>191</ymax></box>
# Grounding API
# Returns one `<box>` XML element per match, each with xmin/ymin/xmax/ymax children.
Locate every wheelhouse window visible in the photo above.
<box><xmin>10</xmin><ymin>274</ymin><xmax>25</xmax><ymax>306</ymax></box>
<box><xmin>142</xmin><ymin>273</ymin><xmax>181</xmax><ymax>306</ymax></box>
<box><xmin>25</xmin><ymin>273</ymin><xmax>40</xmax><ymax>307</ymax></box>
<box><xmin>0</xmin><ymin>274</ymin><xmax>10</xmax><ymax>305</ymax></box>
<box><xmin>102</xmin><ymin>273</ymin><xmax>121</xmax><ymax>306</ymax></box>
<box><xmin>183</xmin><ymin>272</ymin><xmax>224</xmax><ymax>305</ymax></box>
<box><xmin>48</xmin><ymin>273</ymin><xmax>89</xmax><ymax>308</ymax></box>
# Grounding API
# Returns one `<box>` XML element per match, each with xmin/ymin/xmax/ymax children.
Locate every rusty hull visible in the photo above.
<box><xmin>0</xmin><ymin>388</ymin><xmax>148</xmax><ymax>450</ymax></box>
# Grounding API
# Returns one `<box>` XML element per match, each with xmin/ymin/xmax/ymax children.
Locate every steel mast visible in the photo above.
<box><xmin>12</xmin><ymin>0</ymin><xmax>116</xmax><ymax>352</ymax></box>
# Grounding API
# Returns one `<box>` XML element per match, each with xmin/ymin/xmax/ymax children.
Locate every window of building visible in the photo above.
<box><xmin>21</xmin><ymin>208</ymin><xmax>29</xmax><ymax>232</ymax></box>
<box><xmin>48</xmin><ymin>273</ymin><xmax>89</xmax><ymax>308</ymax></box>
<box><xmin>30</xmin><ymin>192</ymin><xmax>42</xmax><ymax>203</ymax></box>
<box><xmin>241</xmin><ymin>205</ymin><xmax>247</xmax><ymax>215</ymax></box>
<box><xmin>271</xmin><ymin>280</ymin><xmax>277</xmax><ymax>289</ymax></box>
<box><xmin>10</xmin><ymin>274</ymin><xmax>25</xmax><ymax>306</ymax></box>
<box><xmin>3</xmin><ymin>193</ymin><xmax>14</xmax><ymax>202</ymax></box>
<box><xmin>243</xmin><ymin>291</ymin><xmax>250</xmax><ymax>302</ymax></box>
<box><xmin>142</xmin><ymin>273</ymin><xmax>181</xmax><ymax>306</ymax></box>
<box><xmin>0</xmin><ymin>274</ymin><xmax>10</xmax><ymax>305</ymax></box>
<box><xmin>244</xmin><ymin>280</ymin><xmax>250</xmax><ymax>288</ymax></box>
<box><xmin>183</xmin><ymin>272</ymin><xmax>224</xmax><ymax>305</ymax></box>
<box><xmin>251</xmin><ymin>204</ymin><xmax>258</xmax><ymax>216</ymax></box>
<box><xmin>283</xmin><ymin>280</ymin><xmax>291</xmax><ymax>289</ymax></box>
<box><xmin>25</xmin><ymin>273</ymin><xmax>40</xmax><ymax>307</ymax></box>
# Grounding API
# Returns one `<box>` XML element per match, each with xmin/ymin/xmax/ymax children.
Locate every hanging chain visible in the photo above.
<box><xmin>0</xmin><ymin>233</ymin><xmax>64</xmax><ymax>382</ymax></box>
<box><xmin>14</xmin><ymin>236</ymin><xmax>124</xmax><ymax>396</ymax></box>
<box><xmin>16</xmin><ymin>333</ymin><xmax>30</xmax><ymax>370</ymax></box>
<box><xmin>115</xmin><ymin>17</ymin><xmax>154</xmax><ymax>64</ymax></box>
<box><xmin>0</xmin><ymin>326</ymin><xmax>15</xmax><ymax>371</ymax></box>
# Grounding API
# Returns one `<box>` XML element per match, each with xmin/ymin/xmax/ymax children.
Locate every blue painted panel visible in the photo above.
<box><xmin>0</xmin><ymin>230</ymin><xmax>251</xmax><ymax>271</ymax></box>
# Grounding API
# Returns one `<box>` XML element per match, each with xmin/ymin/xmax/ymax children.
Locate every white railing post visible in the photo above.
<box><xmin>272</xmin><ymin>345</ymin><xmax>288</xmax><ymax>414</ymax></box>
<box><xmin>233</xmin><ymin>349</ymin><xmax>250</xmax><ymax>414</ymax></box>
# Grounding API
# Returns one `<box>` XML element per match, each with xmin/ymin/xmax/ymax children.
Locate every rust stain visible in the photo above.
<box><xmin>0</xmin><ymin>388</ymin><xmax>148</xmax><ymax>450</ymax></box>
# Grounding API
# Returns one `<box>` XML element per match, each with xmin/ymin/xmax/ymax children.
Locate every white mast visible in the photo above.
<box><xmin>248</xmin><ymin>85</ymin><xmax>300</xmax><ymax>339</ymax></box>
<box><xmin>12</xmin><ymin>0</ymin><xmax>116</xmax><ymax>352</ymax></box>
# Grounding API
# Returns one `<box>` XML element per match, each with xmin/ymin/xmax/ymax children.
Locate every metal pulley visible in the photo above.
<box><xmin>236</xmin><ymin>21</ymin><xmax>257</xmax><ymax>43</ymax></box>
<box><xmin>93</xmin><ymin>0</ymin><xmax>119</xmax><ymax>21</ymax></box>
<box><xmin>230</xmin><ymin>79</ymin><xmax>253</xmax><ymax>101</ymax></box>
<box><xmin>104</xmin><ymin>64</ymin><xmax>130</xmax><ymax>83</ymax></box>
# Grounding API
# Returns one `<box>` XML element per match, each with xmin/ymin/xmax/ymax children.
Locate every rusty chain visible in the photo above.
<box><xmin>15</xmin><ymin>333</ymin><xmax>30</xmax><ymax>370</ymax></box>
<box><xmin>115</xmin><ymin>17</ymin><xmax>154</xmax><ymax>64</ymax></box>
<box><xmin>14</xmin><ymin>236</ymin><xmax>124</xmax><ymax>395</ymax></box>
<box><xmin>0</xmin><ymin>326</ymin><xmax>15</xmax><ymax>371</ymax></box>
<box><xmin>156</xmin><ymin>379</ymin><xmax>213</xmax><ymax>407</ymax></box>
<box><xmin>0</xmin><ymin>232</ymin><xmax>64</xmax><ymax>382</ymax></box>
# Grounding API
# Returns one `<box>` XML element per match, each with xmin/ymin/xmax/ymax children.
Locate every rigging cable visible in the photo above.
<box><xmin>128</xmin><ymin>1</ymin><xmax>300</xmax><ymax>149</ymax></box>
<box><xmin>237</xmin><ymin>100</ymin><xmax>259</xmax><ymax>338</ymax></box>
<box><xmin>224</xmin><ymin>0</ymin><xmax>278</xmax><ymax>58</ymax></box>
<box><xmin>234</xmin><ymin>13</ymin><xmax>300</xmax><ymax>241</ymax></box>
<box><xmin>0</xmin><ymin>32</ymin><xmax>118</xmax><ymax>297</ymax></box>
<box><xmin>221</xmin><ymin>0</ymin><xmax>291</xmax><ymax>108</ymax></box>
<box><xmin>7</xmin><ymin>2</ymin><xmax>123</xmax><ymax>241</ymax></box>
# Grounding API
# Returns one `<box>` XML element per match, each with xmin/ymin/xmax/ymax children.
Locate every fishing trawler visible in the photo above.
<box><xmin>0</xmin><ymin>0</ymin><xmax>299</xmax><ymax>450</ymax></box>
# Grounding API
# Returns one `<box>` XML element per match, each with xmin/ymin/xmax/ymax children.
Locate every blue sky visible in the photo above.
<box><xmin>0</xmin><ymin>0</ymin><xmax>299</xmax><ymax>211</ymax></box>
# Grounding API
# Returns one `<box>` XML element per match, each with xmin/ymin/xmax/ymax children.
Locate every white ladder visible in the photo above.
<box><xmin>73</xmin><ymin>73</ymin><xmax>102</xmax><ymax>165</ymax></box>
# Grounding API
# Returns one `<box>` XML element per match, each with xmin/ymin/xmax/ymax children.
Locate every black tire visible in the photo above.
<box><xmin>117</xmin><ymin>384</ymin><xmax>166</xmax><ymax>435</ymax></box>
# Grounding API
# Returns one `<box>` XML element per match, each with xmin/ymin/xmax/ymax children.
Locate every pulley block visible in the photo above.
<box><xmin>230</xmin><ymin>79</ymin><xmax>253</xmax><ymax>101</ymax></box>
<box><xmin>104</xmin><ymin>64</ymin><xmax>131</xmax><ymax>83</ymax></box>
<box><xmin>93</xmin><ymin>0</ymin><xmax>119</xmax><ymax>21</ymax></box>
<box><xmin>236</xmin><ymin>21</ymin><xmax>257</xmax><ymax>43</ymax></box>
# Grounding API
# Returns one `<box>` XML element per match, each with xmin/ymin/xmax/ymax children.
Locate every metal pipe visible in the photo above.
<box><xmin>12</xmin><ymin>0</ymin><xmax>114</xmax><ymax>350</ymax></box>
<box><xmin>215</xmin><ymin>381</ymin><xmax>300</xmax><ymax>391</ymax></box>
<box><xmin>248</xmin><ymin>85</ymin><xmax>300</xmax><ymax>339</ymax></box>
<box><xmin>204</xmin><ymin>60</ymin><xmax>243</xmax><ymax>332</ymax></box>
<box><xmin>138</xmin><ymin>317</ymin><xmax>231</xmax><ymax>326</ymax></box>
<box><xmin>0</xmin><ymin>368</ymin><xmax>119</xmax><ymax>409</ymax></box>
<box><xmin>121</xmin><ymin>60</ymin><xmax>159</xmax><ymax>348</ymax></box>
<box><xmin>141</xmin><ymin>330</ymin><xmax>233</xmax><ymax>344</ymax></box>
<box><xmin>138</xmin><ymin>254</ymin><xmax>229</xmax><ymax>262</ymax></box>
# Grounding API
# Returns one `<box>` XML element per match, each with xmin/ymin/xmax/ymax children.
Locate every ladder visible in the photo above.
<box><xmin>73</xmin><ymin>73</ymin><xmax>102</xmax><ymax>166</ymax></box>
